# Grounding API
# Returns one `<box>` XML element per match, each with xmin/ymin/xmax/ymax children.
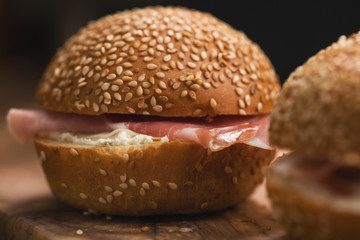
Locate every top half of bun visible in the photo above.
<box><xmin>36</xmin><ymin>6</ymin><xmax>279</xmax><ymax>117</ymax></box>
<box><xmin>270</xmin><ymin>32</ymin><xmax>360</xmax><ymax>161</ymax></box>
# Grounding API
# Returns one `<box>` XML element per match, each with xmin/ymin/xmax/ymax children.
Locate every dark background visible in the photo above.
<box><xmin>0</xmin><ymin>0</ymin><xmax>359</xmax><ymax>117</ymax></box>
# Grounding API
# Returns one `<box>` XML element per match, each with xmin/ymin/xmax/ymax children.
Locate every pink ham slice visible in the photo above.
<box><xmin>7</xmin><ymin>108</ymin><xmax>271</xmax><ymax>151</ymax></box>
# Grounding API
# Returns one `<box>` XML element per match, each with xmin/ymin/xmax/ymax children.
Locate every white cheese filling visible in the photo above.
<box><xmin>45</xmin><ymin>128</ymin><xmax>270</xmax><ymax>150</ymax></box>
<box><xmin>46</xmin><ymin>129</ymin><xmax>169</xmax><ymax>147</ymax></box>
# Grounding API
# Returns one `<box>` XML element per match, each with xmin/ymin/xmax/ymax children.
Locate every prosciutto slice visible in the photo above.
<box><xmin>7</xmin><ymin>108</ymin><xmax>272</xmax><ymax>151</ymax></box>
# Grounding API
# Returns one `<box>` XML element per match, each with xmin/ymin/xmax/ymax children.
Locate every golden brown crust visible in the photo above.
<box><xmin>267</xmin><ymin>157</ymin><xmax>360</xmax><ymax>240</ymax></box>
<box><xmin>34</xmin><ymin>137</ymin><xmax>275</xmax><ymax>216</ymax></box>
<box><xmin>270</xmin><ymin>33</ymin><xmax>360</xmax><ymax>158</ymax></box>
<box><xmin>36</xmin><ymin>6</ymin><xmax>279</xmax><ymax>117</ymax></box>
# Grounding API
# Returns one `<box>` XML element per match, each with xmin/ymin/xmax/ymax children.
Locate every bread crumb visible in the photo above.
<box><xmin>76</xmin><ymin>229</ymin><xmax>83</xmax><ymax>235</ymax></box>
<box><xmin>141</xmin><ymin>226</ymin><xmax>150</xmax><ymax>232</ymax></box>
<box><xmin>179</xmin><ymin>227</ymin><xmax>193</xmax><ymax>233</ymax></box>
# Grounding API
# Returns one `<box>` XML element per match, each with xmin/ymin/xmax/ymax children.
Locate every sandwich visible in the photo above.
<box><xmin>7</xmin><ymin>6</ymin><xmax>280</xmax><ymax>216</ymax></box>
<box><xmin>267</xmin><ymin>33</ymin><xmax>360</xmax><ymax>239</ymax></box>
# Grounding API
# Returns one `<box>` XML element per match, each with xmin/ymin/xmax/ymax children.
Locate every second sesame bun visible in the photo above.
<box><xmin>267</xmin><ymin>153</ymin><xmax>360</xmax><ymax>240</ymax></box>
<box><xmin>34</xmin><ymin>137</ymin><xmax>275</xmax><ymax>216</ymax></box>
<box><xmin>270</xmin><ymin>33</ymin><xmax>360</xmax><ymax>161</ymax></box>
<box><xmin>36</xmin><ymin>6</ymin><xmax>279</xmax><ymax>117</ymax></box>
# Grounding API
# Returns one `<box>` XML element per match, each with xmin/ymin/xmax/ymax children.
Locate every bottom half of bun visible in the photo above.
<box><xmin>267</xmin><ymin>154</ymin><xmax>360</xmax><ymax>240</ymax></box>
<box><xmin>34</xmin><ymin>137</ymin><xmax>275</xmax><ymax>216</ymax></box>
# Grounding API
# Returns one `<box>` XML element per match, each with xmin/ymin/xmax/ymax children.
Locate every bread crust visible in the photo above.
<box><xmin>270</xmin><ymin>33</ymin><xmax>360</xmax><ymax>159</ymax></box>
<box><xmin>36</xmin><ymin>6</ymin><xmax>279</xmax><ymax>117</ymax></box>
<box><xmin>34</xmin><ymin>137</ymin><xmax>275</xmax><ymax>216</ymax></box>
<box><xmin>267</xmin><ymin>156</ymin><xmax>360</xmax><ymax>240</ymax></box>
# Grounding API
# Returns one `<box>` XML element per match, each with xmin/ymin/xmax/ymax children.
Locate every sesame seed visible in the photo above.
<box><xmin>76</xmin><ymin>229</ymin><xmax>84</xmax><ymax>235</ymax></box>
<box><xmin>149</xmin><ymin>76</ymin><xmax>155</xmax><ymax>84</ymax></box>
<box><xmin>104</xmin><ymin>186</ymin><xmax>113</xmax><ymax>192</ymax></box>
<box><xmin>114</xmin><ymin>93</ymin><xmax>122</xmax><ymax>101</ymax></box>
<box><xmin>176</xmin><ymin>61</ymin><xmax>184</xmax><ymax>70</ymax></box>
<box><xmin>189</xmin><ymin>90</ymin><xmax>197</xmax><ymax>100</ymax></box>
<box><xmin>113</xmin><ymin>190</ymin><xmax>123</xmax><ymax>197</ymax></box>
<box><xmin>140</xmin><ymin>188</ymin><xmax>146</xmax><ymax>196</ymax></box>
<box><xmin>101</xmin><ymin>82</ymin><xmax>110</xmax><ymax>91</ymax></box>
<box><xmin>125</xmin><ymin>92</ymin><xmax>133</xmax><ymax>102</ymax></box>
<box><xmin>119</xmin><ymin>183</ymin><xmax>128</xmax><ymax>189</ymax></box>
<box><xmin>152</xmin><ymin>180</ymin><xmax>161</xmax><ymax>187</ymax></box>
<box><xmin>225</xmin><ymin>69</ymin><xmax>232</xmax><ymax>78</ymax></box>
<box><xmin>153</xmin><ymin>105</ymin><xmax>163</xmax><ymax>112</ymax></box>
<box><xmin>233</xmin><ymin>176</ymin><xmax>238</xmax><ymax>184</ymax></box>
<box><xmin>111</xmin><ymin>85</ymin><xmax>119</xmax><ymax>91</ymax></box>
<box><xmin>172</xmin><ymin>82</ymin><xmax>181</xmax><ymax>89</ymax></box>
<box><xmin>168</xmin><ymin>182</ymin><xmax>178</xmax><ymax>190</ymax></box>
<box><xmin>106</xmin><ymin>195</ymin><xmax>113</xmax><ymax>203</ymax></box>
<box><xmin>39</xmin><ymin>151</ymin><xmax>46</xmax><ymax>162</ymax></box>
<box><xmin>187</xmin><ymin>62</ymin><xmax>197</xmax><ymax>69</ymax></box>
<box><xmin>146</xmin><ymin>63</ymin><xmax>157</xmax><ymax>70</ymax></box>
<box><xmin>104</xmin><ymin>92</ymin><xmax>111</xmax><ymax>101</ymax></box>
<box><xmin>183</xmin><ymin>181</ymin><xmax>193</xmax><ymax>187</ymax></box>
<box><xmin>92</xmin><ymin>103</ymin><xmax>100</xmax><ymax>112</ymax></box>
<box><xmin>122</xmin><ymin>62</ymin><xmax>132</xmax><ymax>68</ymax></box>
<box><xmin>165</xmin><ymin>103</ymin><xmax>175</xmax><ymax>109</ymax></box>
<box><xmin>99</xmin><ymin>168</ymin><xmax>107</xmax><ymax>176</ymax></box>
<box><xmin>69</xmin><ymin>148</ymin><xmax>79</xmax><ymax>156</ymax></box>
<box><xmin>138</xmin><ymin>73</ymin><xmax>146</xmax><ymax>81</ymax></box>
<box><xmin>190</xmin><ymin>84</ymin><xmax>200</xmax><ymax>90</ymax></box>
<box><xmin>98</xmin><ymin>197</ymin><xmax>106</xmax><ymax>204</ymax></box>
<box><xmin>193</xmin><ymin>109</ymin><xmax>202</xmax><ymax>116</ymax></box>
<box><xmin>200</xmin><ymin>51</ymin><xmax>207</xmax><ymax>60</ymax></box>
<box><xmin>116</xmin><ymin>66</ymin><xmax>123</xmax><ymax>75</ymax></box>
<box><xmin>200</xmin><ymin>202</ymin><xmax>209</xmax><ymax>209</ymax></box>
<box><xmin>224</xmin><ymin>166</ymin><xmax>232</xmax><ymax>173</ymax></box>
<box><xmin>210</xmin><ymin>98</ymin><xmax>217</xmax><ymax>108</ymax></box>
<box><xmin>181</xmin><ymin>90</ymin><xmax>188</xmax><ymax>97</ymax></box>
<box><xmin>144</xmin><ymin>56</ymin><xmax>153</xmax><ymax>62</ymax></box>
<box><xmin>235</xmin><ymin>88</ymin><xmax>244</xmax><ymax>96</ymax></box>
<box><xmin>129</xmin><ymin>179</ymin><xmax>136</xmax><ymax>187</ymax></box>
<box><xmin>150</xmin><ymin>96</ymin><xmax>157</xmax><ymax>106</ymax></box>
<box><xmin>155</xmin><ymin>88</ymin><xmax>162</xmax><ymax>94</ymax></box>
<box><xmin>203</xmin><ymin>82</ymin><xmax>211</xmax><ymax>89</ymax></box>
<box><xmin>122</xmin><ymin>153</ymin><xmax>129</xmax><ymax>162</ymax></box>
<box><xmin>122</xmin><ymin>76</ymin><xmax>132</xmax><ymax>81</ymax></box>
<box><xmin>239</xmin><ymin>109</ymin><xmax>246</xmax><ymax>115</ymax></box>
<box><xmin>163</xmin><ymin>54</ymin><xmax>171</xmax><ymax>62</ymax></box>
<box><xmin>136</xmin><ymin>86</ymin><xmax>143</xmax><ymax>96</ymax></box>
<box><xmin>191</xmin><ymin>54</ymin><xmax>200</xmax><ymax>61</ymax></box>
<box><xmin>82</xmin><ymin>66</ymin><xmax>89</xmax><ymax>75</ymax></box>
<box><xmin>80</xmin><ymin>193</ymin><xmax>88</xmax><ymax>199</ymax></box>
<box><xmin>257</xmin><ymin>102</ymin><xmax>263</xmax><ymax>112</ymax></box>
<box><xmin>159</xmin><ymin>80</ymin><xmax>167</xmax><ymax>89</ymax></box>
<box><xmin>124</xmin><ymin>70</ymin><xmax>133</xmax><ymax>76</ymax></box>
<box><xmin>61</xmin><ymin>183</ymin><xmax>68</xmax><ymax>188</ymax></box>
<box><xmin>120</xmin><ymin>175</ymin><xmax>126</xmax><ymax>182</ymax></box>
<box><xmin>156</xmin><ymin>72</ymin><xmax>165</xmax><ymax>79</ymax></box>
<box><xmin>128</xmin><ymin>81</ymin><xmax>138</xmax><ymax>87</ymax></box>
<box><xmin>142</xmin><ymin>182</ymin><xmax>150</xmax><ymax>190</ymax></box>
<box><xmin>245</xmin><ymin>94</ymin><xmax>251</xmax><ymax>106</ymax></box>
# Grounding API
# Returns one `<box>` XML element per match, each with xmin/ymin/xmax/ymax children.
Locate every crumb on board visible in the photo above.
<box><xmin>76</xmin><ymin>229</ymin><xmax>84</xmax><ymax>235</ymax></box>
<box><xmin>179</xmin><ymin>227</ymin><xmax>194</xmax><ymax>233</ymax></box>
<box><xmin>141</xmin><ymin>226</ymin><xmax>150</xmax><ymax>232</ymax></box>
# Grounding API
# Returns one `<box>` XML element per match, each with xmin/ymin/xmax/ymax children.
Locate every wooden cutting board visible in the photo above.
<box><xmin>0</xmin><ymin>134</ymin><xmax>286</xmax><ymax>240</ymax></box>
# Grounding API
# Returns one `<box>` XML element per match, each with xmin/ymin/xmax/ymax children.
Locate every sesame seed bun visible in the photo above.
<box><xmin>36</xmin><ymin>6</ymin><xmax>279</xmax><ymax>117</ymax></box>
<box><xmin>270</xmin><ymin>32</ymin><xmax>360</xmax><ymax>160</ymax></box>
<box><xmin>267</xmin><ymin>154</ymin><xmax>360</xmax><ymax>240</ymax></box>
<box><xmin>34</xmin><ymin>137</ymin><xmax>275</xmax><ymax>216</ymax></box>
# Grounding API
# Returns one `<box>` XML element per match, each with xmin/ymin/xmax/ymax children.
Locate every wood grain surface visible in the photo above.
<box><xmin>0</xmin><ymin>124</ymin><xmax>286</xmax><ymax>240</ymax></box>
